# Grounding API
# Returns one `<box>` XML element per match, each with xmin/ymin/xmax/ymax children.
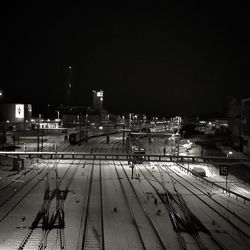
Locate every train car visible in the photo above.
<box><xmin>69</xmin><ymin>131</ymin><xmax>88</xmax><ymax>145</ymax></box>
<box><xmin>131</xmin><ymin>145</ymin><xmax>145</xmax><ymax>164</ymax></box>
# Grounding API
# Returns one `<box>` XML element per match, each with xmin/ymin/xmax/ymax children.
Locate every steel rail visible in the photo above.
<box><xmin>81</xmin><ymin>161</ymin><xmax>95</xmax><ymax>249</ymax></box>
<box><xmin>119</xmin><ymin>162</ymin><xmax>166</xmax><ymax>249</ymax></box>
<box><xmin>113</xmin><ymin>162</ymin><xmax>146</xmax><ymax>250</ymax></box>
<box><xmin>81</xmin><ymin>161</ymin><xmax>104</xmax><ymax>249</ymax></box>
<box><xmin>17</xmin><ymin>160</ymin><xmax>74</xmax><ymax>249</ymax></box>
<box><xmin>100</xmin><ymin>161</ymin><xmax>105</xmax><ymax>250</ymax></box>
<box><xmin>137</xmin><ymin>164</ymin><xmax>189</xmax><ymax>250</ymax></box>
<box><xmin>141</xmin><ymin>163</ymin><xmax>244</xmax><ymax>249</ymax></box>
<box><xmin>162</xmin><ymin>162</ymin><xmax>250</xmax><ymax>227</ymax></box>
<box><xmin>158</xmin><ymin>163</ymin><xmax>250</xmax><ymax>240</ymax></box>
<box><xmin>139</xmin><ymin>163</ymin><xmax>227</xmax><ymax>250</ymax></box>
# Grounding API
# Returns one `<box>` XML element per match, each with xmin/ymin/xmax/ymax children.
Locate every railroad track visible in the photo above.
<box><xmin>0</xmin><ymin>161</ymin><xmax>45</xmax><ymax>205</ymax></box>
<box><xmin>80</xmin><ymin>161</ymin><xmax>104</xmax><ymax>249</ymax></box>
<box><xmin>113</xmin><ymin>160</ymin><xmax>166</xmax><ymax>249</ymax></box>
<box><xmin>16</xmin><ymin>160</ymin><xmax>79</xmax><ymax>250</ymax></box>
<box><xmin>158</xmin><ymin>163</ymin><xmax>250</xmax><ymax>241</ymax></box>
<box><xmin>163</xmin><ymin>162</ymin><xmax>250</xmax><ymax>226</ymax></box>
<box><xmin>139</xmin><ymin>162</ymin><xmax>250</xmax><ymax>249</ymax></box>
<box><xmin>0</xmin><ymin>161</ymin><xmax>59</xmax><ymax>224</ymax></box>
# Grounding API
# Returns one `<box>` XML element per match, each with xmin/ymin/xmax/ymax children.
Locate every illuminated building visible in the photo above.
<box><xmin>228</xmin><ymin>96</ymin><xmax>250</xmax><ymax>155</ymax></box>
<box><xmin>0</xmin><ymin>103</ymin><xmax>32</xmax><ymax>130</ymax></box>
<box><xmin>241</xmin><ymin>97</ymin><xmax>250</xmax><ymax>154</ymax></box>
<box><xmin>92</xmin><ymin>90</ymin><xmax>103</xmax><ymax>113</ymax></box>
<box><xmin>228</xmin><ymin>97</ymin><xmax>242</xmax><ymax>148</ymax></box>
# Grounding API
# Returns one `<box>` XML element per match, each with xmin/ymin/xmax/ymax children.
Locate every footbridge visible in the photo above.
<box><xmin>0</xmin><ymin>151</ymin><xmax>249</xmax><ymax>165</ymax></box>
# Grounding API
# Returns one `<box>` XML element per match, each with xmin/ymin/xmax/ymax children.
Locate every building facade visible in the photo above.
<box><xmin>228</xmin><ymin>97</ymin><xmax>242</xmax><ymax>148</ymax></box>
<box><xmin>241</xmin><ymin>97</ymin><xmax>250</xmax><ymax>154</ymax></box>
<box><xmin>0</xmin><ymin>103</ymin><xmax>32</xmax><ymax>131</ymax></box>
<box><xmin>92</xmin><ymin>90</ymin><xmax>103</xmax><ymax>113</ymax></box>
<box><xmin>227</xmin><ymin>97</ymin><xmax>250</xmax><ymax>155</ymax></box>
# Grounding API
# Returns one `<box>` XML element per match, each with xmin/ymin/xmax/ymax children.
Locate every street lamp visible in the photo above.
<box><xmin>227</xmin><ymin>151</ymin><xmax>233</xmax><ymax>158</ymax></box>
<box><xmin>85</xmin><ymin>114</ymin><xmax>88</xmax><ymax>125</ymax></box>
<box><xmin>78</xmin><ymin>114</ymin><xmax>82</xmax><ymax>145</ymax></box>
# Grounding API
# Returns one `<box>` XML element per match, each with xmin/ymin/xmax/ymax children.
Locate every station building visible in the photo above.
<box><xmin>0</xmin><ymin>103</ymin><xmax>32</xmax><ymax>131</ymax></box>
<box><xmin>228</xmin><ymin>96</ymin><xmax>250</xmax><ymax>155</ymax></box>
<box><xmin>241</xmin><ymin>97</ymin><xmax>250</xmax><ymax>154</ymax></box>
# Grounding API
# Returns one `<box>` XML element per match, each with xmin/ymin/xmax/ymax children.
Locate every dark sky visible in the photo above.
<box><xmin>1</xmin><ymin>2</ymin><xmax>249</xmax><ymax>117</ymax></box>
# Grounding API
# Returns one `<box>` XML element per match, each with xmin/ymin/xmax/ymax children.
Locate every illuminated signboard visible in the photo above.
<box><xmin>97</xmin><ymin>91</ymin><xmax>103</xmax><ymax>97</ymax></box>
<box><xmin>15</xmin><ymin>104</ymin><xmax>24</xmax><ymax>118</ymax></box>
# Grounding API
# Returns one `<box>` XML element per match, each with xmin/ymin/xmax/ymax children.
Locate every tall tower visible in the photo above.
<box><xmin>66</xmin><ymin>66</ymin><xmax>72</xmax><ymax>106</ymax></box>
<box><xmin>92</xmin><ymin>90</ymin><xmax>103</xmax><ymax>113</ymax></box>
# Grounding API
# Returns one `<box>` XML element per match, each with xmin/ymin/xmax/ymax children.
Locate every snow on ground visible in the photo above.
<box><xmin>0</xmin><ymin>134</ymin><xmax>250</xmax><ymax>249</ymax></box>
<box><xmin>102</xmin><ymin>161</ymin><xmax>144</xmax><ymax>250</ymax></box>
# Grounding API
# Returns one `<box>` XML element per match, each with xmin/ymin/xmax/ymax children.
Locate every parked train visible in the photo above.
<box><xmin>126</xmin><ymin>137</ymin><xmax>146</xmax><ymax>164</ymax></box>
<box><xmin>69</xmin><ymin>131</ymin><xmax>88</xmax><ymax>145</ymax></box>
<box><xmin>69</xmin><ymin>128</ymin><xmax>119</xmax><ymax>145</ymax></box>
<box><xmin>130</xmin><ymin>145</ymin><xmax>145</xmax><ymax>164</ymax></box>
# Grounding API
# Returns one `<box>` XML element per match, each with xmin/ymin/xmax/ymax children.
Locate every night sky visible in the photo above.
<box><xmin>1</xmin><ymin>2</ymin><xmax>249</xmax><ymax>117</ymax></box>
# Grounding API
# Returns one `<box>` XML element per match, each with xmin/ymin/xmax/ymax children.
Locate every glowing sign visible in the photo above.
<box><xmin>15</xmin><ymin>104</ymin><xmax>24</xmax><ymax>118</ymax></box>
<box><xmin>97</xmin><ymin>91</ymin><xmax>103</xmax><ymax>97</ymax></box>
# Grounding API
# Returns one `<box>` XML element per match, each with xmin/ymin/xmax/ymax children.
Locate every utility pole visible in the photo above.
<box><xmin>37</xmin><ymin>124</ymin><xmax>40</xmax><ymax>152</ymax></box>
<box><xmin>66</xmin><ymin>66</ymin><xmax>72</xmax><ymax>106</ymax></box>
<box><xmin>1</xmin><ymin>122</ymin><xmax>4</xmax><ymax>150</ymax></box>
<box><xmin>41</xmin><ymin>127</ymin><xmax>44</xmax><ymax>152</ymax></box>
<box><xmin>79</xmin><ymin>115</ymin><xmax>81</xmax><ymax>146</ymax></box>
<box><xmin>37</xmin><ymin>114</ymin><xmax>41</xmax><ymax>152</ymax></box>
<box><xmin>122</xmin><ymin>124</ymin><xmax>125</xmax><ymax>145</ymax></box>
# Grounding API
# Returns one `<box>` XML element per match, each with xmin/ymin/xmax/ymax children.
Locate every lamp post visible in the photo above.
<box><xmin>37</xmin><ymin>114</ymin><xmax>41</xmax><ymax>152</ymax></box>
<box><xmin>41</xmin><ymin>126</ymin><xmax>44</xmax><ymax>152</ymax></box>
<box><xmin>79</xmin><ymin>115</ymin><xmax>82</xmax><ymax>145</ymax></box>
<box><xmin>224</xmin><ymin>152</ymin><xmax>233</xmax><ymax>189</ymax></box>
<box><xmin>85</xmin><ymin>114</ymin><xmax>88</xmax><ymax>125</ymax></box>
<box><xmin>227</xmin><ymin>151</ymin><xmax>233</xmax><ymax>158</ymax></box>
<box><xmin>1</xmin><ymin>122</ymin><xmax>5</xmax><ymax>150</ymax></box>
<box><xmin>187</xmin><ymin>150</ymin><xmax>190</xmax><ymax>171</ymax></box>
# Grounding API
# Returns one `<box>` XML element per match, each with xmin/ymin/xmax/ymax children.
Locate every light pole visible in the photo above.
<box><xmin>37</xmin><ymin>123</ymin><xmax>40</xmax><ymax>152</ymax></box>
<box><xmin>85</xmin><ymin>114</ymin><xmax>88</xmax><ymax>125</ymax></box>
<box><xmin>227</xmin><ymin>151</ymin><xmax>233</xmax><ymax>158</ymax></box>
<box><xmin>1</xmin><ymin>122</ymin><xmax>5</xmax><ymax>150</ymax></box>
<box><xmin>41</xmin><ymin>126</ymin><xmax>44</xmax><ymax>152</ymax></box>
<box><xmin>79</xmin><ymin>114</ymin><xmax>82</xmax><ymax>146</ymax></box>
<box><xmin>37</xmin><ymin>114</ymin><xmax>41</xmax><ymax>152</ymax></box>
<box><xmin>226</xmin><ymin>151</ymin><xmax>233</xmax><ymax>189</ymax></box>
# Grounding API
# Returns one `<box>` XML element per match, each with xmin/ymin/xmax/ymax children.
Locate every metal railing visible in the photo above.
<box><xmin>0</xmin><ymin>151</ymin><xmax>249</xmax><ymax>163</ymax></box>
